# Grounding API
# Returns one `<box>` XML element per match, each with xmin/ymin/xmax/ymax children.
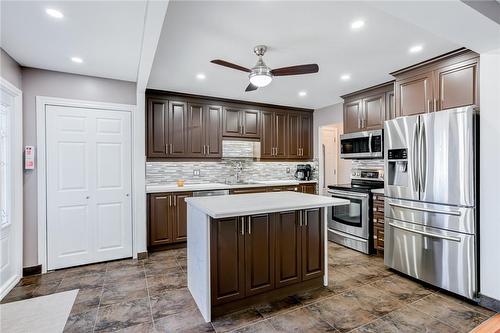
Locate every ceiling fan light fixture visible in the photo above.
<box><xmin>249</xmin><ymin>73</ymin><xmax>272</xmax><ymax>87</ymax></box>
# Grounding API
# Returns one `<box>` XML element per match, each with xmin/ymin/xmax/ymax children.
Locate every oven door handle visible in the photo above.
<box><xmin>388</xmin><ymin>202</ymin><xmax>461</xmax><ymax>216</ymax></box>
<box><xmin>328</xmin><ymin>190</ymin><xmax>369</xmax><ymax>198</ymax></box>
<box><xmin>388</xmin><ymin>222</ymin><xmax>461</xmax><ymax>242</ymax></box>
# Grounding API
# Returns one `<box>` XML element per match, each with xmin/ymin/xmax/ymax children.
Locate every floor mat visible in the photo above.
<box><xmin>0</xmin><ymin>289</ymin><xmax>78</xmax><ymax>333</ymax></box>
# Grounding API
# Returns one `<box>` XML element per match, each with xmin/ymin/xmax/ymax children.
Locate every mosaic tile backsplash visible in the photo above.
<box><xmin>146</xmin><ymin>159</ymin><xmax>319</xmax><ymax>185</ymax></box>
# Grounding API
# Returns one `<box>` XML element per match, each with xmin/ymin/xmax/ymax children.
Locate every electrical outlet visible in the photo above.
<box><xmin>193</xmin><ymin>169</ymin><xmax>200</xmax><ymax>176</ymax></box>
<box><xmin>286</xmin><ymin>167</ymin><xmax>291</xmax><ymax>173</ymax></box>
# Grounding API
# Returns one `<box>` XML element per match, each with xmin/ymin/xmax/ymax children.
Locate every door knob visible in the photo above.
<box><xmin>126</xmin><ymin>193</ymin><xmax>130</xmax><ymax>197</ymax></box>
<box><xmin>86</xmin><ymin>196</ymin><xmax>90</xmax><ymax>199</ymax></box>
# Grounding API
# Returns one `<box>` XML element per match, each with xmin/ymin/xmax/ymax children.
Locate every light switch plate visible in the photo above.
<box><xmin>193</xmin><ymin>169</ymin><xmax>200</xmax><ymax>176</ymax></box>
<box><xmin>286</xmin><ymin>167</ymin><xmax>291</xmax><ymax>173</ymax></box>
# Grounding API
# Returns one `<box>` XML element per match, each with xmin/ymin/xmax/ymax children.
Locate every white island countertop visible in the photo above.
<box><xmin>185</xmin><ymin>191</ymin><xmax>349</xmax><ymax>218</ymax></box>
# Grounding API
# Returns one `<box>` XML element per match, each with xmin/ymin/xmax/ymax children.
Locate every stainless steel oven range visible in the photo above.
<box><xmin>327</xmin><ymin>169</ymin><xmax>384</xmax><ymax>254</ymax></box>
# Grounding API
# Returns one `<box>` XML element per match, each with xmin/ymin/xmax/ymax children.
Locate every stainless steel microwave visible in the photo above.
<box><xmin>340</xmin><ymin>129</ymin><xmax>383</xmax><ymax>159</ymax></box>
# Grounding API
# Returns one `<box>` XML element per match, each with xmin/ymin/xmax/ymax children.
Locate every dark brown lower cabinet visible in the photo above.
<box><xmin>300</xmin><ymin>183</ymin><xmax>316</xmax><ymax>194</ymax></box>
<box><xmin>211</xmin><ymin>209</ymin><xmax>324</xmax><ymax>307</ymax></box>
<box><xmin>229</xmin><ymin>187</ymin><xmax>268</xmax><ymax>195</ymax></box>
<box><xmin>302</xmin><ymin>208</ymin><xmax>324</xmax><ymax>281</ymax></box>
<box><xmin>148</xmin><ymin>191</ymin><xmax>192</xmax><ymax>248</ymax></box>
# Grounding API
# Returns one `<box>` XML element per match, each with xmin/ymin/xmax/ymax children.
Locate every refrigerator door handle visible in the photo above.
<box><xmin>418</xmin><ymin>120</ymin><xmax>427</xmax><ymax>193</ymax></box>
<box><xmin>412</xmin><ymin>122</ymin><xmax>419</xmax><ymax>193</ymax></box>
<box><xmin>389</xmin><ymin>222</ymin><xmax>461</xmax><ymax>242</ymax></box>
<box><xmin>388</xmin><ymin>202</ymin><xmax>461</xmax><ymax>216</ymax></box>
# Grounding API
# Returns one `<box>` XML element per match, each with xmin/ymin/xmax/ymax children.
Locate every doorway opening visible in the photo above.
<box><xmin>318</xmin><ymin>123</ymin><xmax>351</xmax><ymax>191</ymax></box>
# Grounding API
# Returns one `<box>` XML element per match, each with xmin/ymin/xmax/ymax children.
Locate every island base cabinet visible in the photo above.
<box><xmin>210</xmin><ymin>209</ymin><xmax>324</xmax><ymax>309</ymax></box>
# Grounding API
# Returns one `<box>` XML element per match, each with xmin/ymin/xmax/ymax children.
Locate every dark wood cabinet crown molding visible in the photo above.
<box><xmin>340</xmin><ymin>81</ymin><xmax>394</xmax><ymax>100</ymax></box>
<box><xmin>146</xmin><ymin>89</ymin><xmax>314</xmax><ymax>113</ymax></box>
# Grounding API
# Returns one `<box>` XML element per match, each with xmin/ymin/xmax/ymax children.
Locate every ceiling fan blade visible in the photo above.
<box><xmin>245</xmin><ymin>83</ymin><xmax>258</xmax><ymax>92</ymax></box>
<box><xmin>270</xmin><ymin>64</ymin><xmax>319</xmax><ymax>76</ymax></box>
<box><xmin>210</xmin><ymin>59</ymin><xmax>251</xmax><ymax>72</ymax></box>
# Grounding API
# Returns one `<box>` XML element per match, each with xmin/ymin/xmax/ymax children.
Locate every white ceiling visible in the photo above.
<box><xmin>0</xmin><ymin>1</ymin><xmax>147</xmax><ymax>82</ymax></box>
<box><xmin>147</xmin><ymin>1</ymin><xmax>461</xmax><ymax>109</ymax></box>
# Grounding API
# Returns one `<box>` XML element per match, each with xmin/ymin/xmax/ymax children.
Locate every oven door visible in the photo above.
<box><xmin>340</xmin><ymin>130</ymin><xmax>383</xmax><ymax>159</ymax></box>
<box><xmin>328</xmin><ymin>190</ymin><xmax>369</xmax><ymax>239</ymax></box>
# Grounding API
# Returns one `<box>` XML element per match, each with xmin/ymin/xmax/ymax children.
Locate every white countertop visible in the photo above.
<box><xmin>146</xmin><ymin>180</ymin><xmax>317</xmax><ymax>193</ymax></box>
<box><xmin>185</xmin><ymin>191</ymin><xmax>349</xmax><ymax>218</ymax></box>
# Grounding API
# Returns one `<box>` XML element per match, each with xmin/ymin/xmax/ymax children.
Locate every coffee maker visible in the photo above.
<box><xmin>295</xmin><ymin>164</ymin><xmax>312</xmax><ymax>181</ymax></box>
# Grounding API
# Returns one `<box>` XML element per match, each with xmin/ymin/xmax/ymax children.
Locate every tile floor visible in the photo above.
<box><xmin>2</xmin><ymin>242</ymin><xmax>496</xmax><ymax>332</ymax></box>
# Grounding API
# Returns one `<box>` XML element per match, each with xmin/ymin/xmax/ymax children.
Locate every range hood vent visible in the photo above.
<box><xmin>222</xmin><ymin>140</ymin><xmax>260</xmax><ymax>159</ymax></box>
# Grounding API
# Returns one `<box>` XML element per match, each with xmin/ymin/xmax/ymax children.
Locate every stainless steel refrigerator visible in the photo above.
<box><xmin>384</xmin><ymin>106</ymin><xmax>478</xmax><ymax>300</ymax></box>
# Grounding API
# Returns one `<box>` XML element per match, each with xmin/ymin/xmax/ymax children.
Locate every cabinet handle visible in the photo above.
<box><xmin>207</xmin><ymin>145</ymin><xmax>210</xmax><ymax>154</ymax></box>
<box><xmin>156</xmin><ymin>196</ymin><xmax>167</xmax><ymax>199</ymax></box>
<box><xmin>434</xmin><ymin>99</ymin><xmax>437</xmax><ymax>112</ymax></box>
<box><xmin>240</xmin><ymin>217</ymin><xmax>245</xmax><ymax>235</ymax></box>
<box><xmin>275</xmin><ymin>147</ymin><xmax>278</xmax><ymax>155</ymax></box>
<box><xmin>169</xmin><ymin>144</ymin><xmax>173</xmax><ymax>154</ymax></box>
<box><xmin>173</xmin><ymin>196</ymin><xmax>176</xmax><ymax>207</ymax></box>
<box><xmin>247</xmin><ymin>217</ymin><xmax>251</xmax><ymax>235</ymax></box>
<box><xmin>427</xmin><ymin>100</ymin><xmax>431</xmax><ymax>112</ymax></box>
<box><xmin>203</xmin><ymin>145</ymin><xmax>206</xmax><ymax>155</ymax></box>
<box><xmin>165</xmin><ymin>144</ymin><xmax>169</xmax><ymax>154</ymax></box>
<box><xmin>168</xmin><ymin>195</ymin><xmax>172</xmax><ymax>207</ymax></box>
<box><xmin>299</xmin><ymin>211</ymin><xmax>303</xmax><ymax>226</ymax></box>
<box><xmin>304</xmin><ymin>211</ymin><xmax>308</xmax><ymax>226</ymax></box>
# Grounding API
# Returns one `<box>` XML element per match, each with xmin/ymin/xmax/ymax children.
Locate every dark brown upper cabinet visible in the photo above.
<box><xmin>261</xmin><ymin>110</ymin><xmax>287</xmax><ymax>159</ymax></box>
<box><xmin>391</xmin><ymin>48</ymin><xmax>479</xmax><ymax>117</ymax></box>
<box><xmin>147</xmin><ymin>98</ymin><xmax>169</xmax><ymax>157</ymax></box>
<box><xmin>287</xmin><ymin>112</ymin><xmax>313</xmax><ymax>159</ymax></box>
<box><xmin>223</xmin><ymin>107</ymin><xmax>260</xmax><ymax>139</ymax></box>
<box><xmin>385</xmin><ymin>89</ymin><xmax>395</xmax><ymax>121</ymax></box>
<box><xmin>168</xmin><ymin>101</ymin><xmax>188</xmax><ymax>156</ymax></box>
<box><xmin>187</xmin><ymin>103</ymin><xmax>222</xmax><ymax>158</ymax></box>
<box><xmin>342</xmin><ymin>82</ymin><xmax>393</xmax><ymax>134</ymax></box>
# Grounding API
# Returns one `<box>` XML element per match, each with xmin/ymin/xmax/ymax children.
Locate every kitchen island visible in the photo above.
<box><xmin>185</xmin><ymin>191</ymin><xmax>349</xmax><ymax>322</ymax></box>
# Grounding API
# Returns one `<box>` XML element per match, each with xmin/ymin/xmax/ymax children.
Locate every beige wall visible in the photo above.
<box><xmin>22</xmin><ymin>68</ymin><xmax>137</xmax><ymax>267</ymax></box>
<box><xmin>313</xmin><ymin>102</ymin><xmax>352</xmax><ymax>185</ymax></box>
<box><xmin>0</xmin><ymin>48</ymin><xmax>22</xmax><ymax>89</ymax></box>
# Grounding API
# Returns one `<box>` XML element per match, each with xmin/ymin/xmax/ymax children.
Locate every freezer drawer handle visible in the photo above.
<box><xmin>389</xmin><ymin>222</ymin><xmax>461</xmax><ymax>242</ymax></box>
<box><xmin>389</xmin><ymin>202</ymin><xmax>461</xmax><ymax>216</ymax></box>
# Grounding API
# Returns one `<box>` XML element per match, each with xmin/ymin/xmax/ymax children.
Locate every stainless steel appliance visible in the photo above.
<box><xmin>384</xmin><ymin>106</ymin><xmax>478</xmax><ymax>300</ymax></box>
<box><xmin>340</xmin><ymin>129</ymin><xmax>383</xmax><ymax>159</ymax></box>
<box><xmin>295</xmin><ymin>164</ymin><xmax>312</xmax><ymax>181</ymax></box>
<box><xmin>327</xmin><ymin>169</ymin><xmax>384</xmax><ymax>254</ymax></box>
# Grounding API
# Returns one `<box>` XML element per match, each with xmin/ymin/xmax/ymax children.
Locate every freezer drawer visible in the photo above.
<box><xmin>384</xmin><ymin>218</ymin><xmax>477</xmax><ymax>299</ymax></box>
<box><xmin>385</xmin><ymin>198</ymin><xmax>475</xmax><ymax>234</ymax></box>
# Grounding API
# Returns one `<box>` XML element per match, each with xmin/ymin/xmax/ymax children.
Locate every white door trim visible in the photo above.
<box><xmin>36</xmin><ymin>96</ymin><xmax>136</xmax><ymax>273</ymax></box>
<box><xmin>0</xmin><ymin>77</ymin><xmax>23</xmax><ymax>299</ymax></box>
<box><xmin>318</xmin><ymin>125</ymin><xmax>338</xmax><ymax>190</ymax></box>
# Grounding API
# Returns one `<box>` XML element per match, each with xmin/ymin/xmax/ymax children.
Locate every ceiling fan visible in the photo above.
<box><xmin>210</xmin><ymin>45</ymin><xmax>319</xmax><ymax>92</ymax></box>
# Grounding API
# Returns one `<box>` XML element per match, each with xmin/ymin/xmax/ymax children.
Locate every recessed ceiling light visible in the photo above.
<box><xmin>409</xmin><ymin>44</ymin><xmax>423</xmax><ymax>53</ymax></box>
<box><xmin>46</xmin><ymin>8</ymin><xmax>63</xmax><ymax>19</ymax></box>
<box><xmin>351</xmin><ymin>20</ymin><xmax>365</xmax><ymax>30</ymax></box>
<box><xmin>71</xmin><ymin>57</ymin><xmax>83</xmax><ymax>63</ymax></box>
<box><xmin>298</xmin><ymin>91</ymin><xmax>307</xmax><ymax>97</ymax></box>
<box><xmin>340</xmin><ymin>74</ymin><xmax>351</xmax><ymax>81</ymax></box>
<box><xmin>196</xmin><ymin>73</ymin><xmax>206</xmax><ymax>80</ymax></box>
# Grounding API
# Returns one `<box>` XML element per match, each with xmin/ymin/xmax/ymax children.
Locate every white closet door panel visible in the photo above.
<box><xmin>46</xmin><ymin>106</ymin><xmax>132</xmax><ymax>270</ymax></box>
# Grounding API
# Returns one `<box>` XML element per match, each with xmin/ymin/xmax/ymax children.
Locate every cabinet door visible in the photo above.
<box><xmin>343</xmin><ymin>99</ymin><xmax>362</xmax><ymax>134</ymax></box>
<box><xmin>245</xmin><ymin>214</ymin><xmax>275</xmax><ymax>296</ymax></box>
<box><xmin>275</xmin><ymin>111</ymin><xmax>288</xmax><ymax>158</ymax></box>
<box><xmin>148</xmin><ymin>194</ymin><xmax>172</xmax><ymax>246</ymax></box>
<box><xmin>211</xmin><ymin>217</ymin><xmax>245</xmax><ymax>305</ymax></box>
<box><xmin>223</xmin><ymin>107</ymin><xmax>241</xmax><ymax>137</ymax></box>
<box><xmin>301</xmin><ymin>208</ymin><xmax>324</xmax><ymax>281</ymax></box>
<box><xmin>287</xmin><ymin>113</ymin><xmax>301</xmax><ymax>159</ymax></box>
<box><xmin>385</xmin><ymin>90</ymin><xmax>395</xmax><ymax>121</ymax></box>
<box><xmin>260</xmin><ymin>111</ymin><xmax>274</xmax><ymax>158</ymax></box>
<box><xmin>435</xmin><ymin>58</ymin><xmax>479</xmax><ymax>110</ymax></box>
<box><xmin>187</xmin><ymin>103</ymin><xmax>205</xmax><ymax>157</ymax></box>
<box><xmin>241</xmin><ymin>109</ymin><xmax>260</xmax><ymax>138</ymax></box>
<box><xmin>172</xmin><ymin>192</ymin><xmax>191</xmax><ymax>242</ymax></box>
<box><xmin>300</xmin><ymin>184</ymin><xmax>316</xmax><ymax>194</ymax></box>
<box><xmin>147</xmin><ymin>98</ymin><xmax>168</xmax><ymax>157</ymax></box>
<box><xmin>274</xmin><ymin>211</ymin><xmax>302</xmax><ymax>287</ymax></box>
<box><xmin>168</xmin><ymin>101</ymin><xmax>187</xmax><ymax>156</ymax></box>
<box><xmin>300</xmin><ymin>113</ymin><xmax>312</xmax><ymax>159</ymax></box>
<box><xmin>363</xmin><ymin>94</ymin><xmax>385</xmax><ymax>130</ymax></box>
<box><xmin>395</xmin><ymin>72</ymin><xmax>433</xmax><ymax>117</ymax></box>
<box><xmin>205</xmin><ymin>105</ymin><xmax>223</xmax><ymax>157</ymax></box>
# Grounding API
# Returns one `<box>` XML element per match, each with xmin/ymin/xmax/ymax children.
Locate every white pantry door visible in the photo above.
<box><xmin>46</xmin><ymin>105</ymin><xmax>132</xmax><ymax>270</ymax></box>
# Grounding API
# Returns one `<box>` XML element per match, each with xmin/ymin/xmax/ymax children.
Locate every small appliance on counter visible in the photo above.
<box><xmin>326</xmin><ymin>168</ymin><xmax>384</xmax><ymax>254</ymax></box>
<box><xmin>295</xmin><ymin>164</ymin><xmax>312</xmax><ymax>181</ymax></box>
